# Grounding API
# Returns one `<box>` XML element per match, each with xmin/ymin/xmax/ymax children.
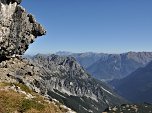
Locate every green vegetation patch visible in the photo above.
<box><xmin>0</xmin><ymin>82</ymin><xmax>32</xmax><ymax>93</ymax></box>
<box><xmin>19</xmin><ymin>99</ymin><xmax>45</xmax><ymax>112</ymax></box>
<box><xmin>13</xmin><ymin>83</ymin><xmax>32</xmax><ymax>94</ymax></box>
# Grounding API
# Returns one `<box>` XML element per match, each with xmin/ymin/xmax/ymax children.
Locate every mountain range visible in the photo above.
<box><xmin>55</xmin><ymin>51</ymin><xmax>152</xmax><ymax>105</ymax></box>
<box><xmin>55</xmin><ymin>51</ymin><xmax>152</xmax><ymax>81</ymax></box>
<box><xmin>26</xmin><ymin>54</ymin><xmax>125</xmax><ymax>113</ymax></box>
<box><xmin>24</xmin><ymin>51</ymin><xmax>152</xmax><ymax>107</ymax></box>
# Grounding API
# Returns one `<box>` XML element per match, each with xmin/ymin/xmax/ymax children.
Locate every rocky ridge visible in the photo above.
<box><xmin>27</xmin><ymin>54</ymin><xmax>125</xmax><ymax>113</ymax></box>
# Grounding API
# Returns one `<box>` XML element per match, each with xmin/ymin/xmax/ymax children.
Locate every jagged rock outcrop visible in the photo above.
<box><xmin>0</xmin><ymin>0</ymin><xmax>46</xmax><ymax>59</ymax></box>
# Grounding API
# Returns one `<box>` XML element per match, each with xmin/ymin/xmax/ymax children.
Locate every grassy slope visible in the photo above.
<box><xmin>0</xmin><ymin>82</ymin><xmax>69</xmax><ymax>113</ymax></box>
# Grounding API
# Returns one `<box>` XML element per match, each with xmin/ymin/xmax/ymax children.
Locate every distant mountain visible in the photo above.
<box><xmin>55</xmin><ymin>51</ymin><xmax>73</xmax><ymax>56</ymax></box>
<box><xmin>29</xmin><ymin>54</ymin><xmax>125</xmax><ymax>113</ymax></box>
<box><xmin>55</xmin><ymin>52</ymin><xmax>152</xmax><ymax>81</ymax></box>
<box><xmin>86</xmin><ymin>52</ymin><xmax>152</xmax><ymax>81</ymax></box>
<box><xmin>55</xmin><ymin>52</ymin><xmax>108</xmax><ymax>68</ymax></box>
<box><xmin>109</xmin><ymin>61</ymin><xmax>152</xmax><ymax>103</ymax></box>
<box><xmin>71</xmin><ymin>52</ymin><xmax>108</xmax><ymax>68</ymax></box>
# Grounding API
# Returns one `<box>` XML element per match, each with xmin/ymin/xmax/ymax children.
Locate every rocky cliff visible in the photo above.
<box><xmin>0</xmin><ymin>0</ymin><xmax>46</xmax><ymax>60</ymax></box>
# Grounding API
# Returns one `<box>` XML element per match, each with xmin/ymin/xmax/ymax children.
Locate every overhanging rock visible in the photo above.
<box><xmin>0</xmin><ymin>0</ymin><xmax>46</xmax><ymax>58</ymax></box>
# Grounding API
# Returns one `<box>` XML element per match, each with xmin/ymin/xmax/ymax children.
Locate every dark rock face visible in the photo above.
<box><xmin>0</xmin><ymin>0</ymin><xmax>46</xmax><ymax>58</ymax></box>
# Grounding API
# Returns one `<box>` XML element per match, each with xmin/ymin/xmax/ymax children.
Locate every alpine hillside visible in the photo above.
<box><xmin>109</xmin><ymin>60</ymin><xmax>152</xmax><ymax>103</ymax></box>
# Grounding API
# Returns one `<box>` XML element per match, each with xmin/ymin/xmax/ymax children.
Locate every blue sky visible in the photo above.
<box><xmin>22</xmin><ymin>0</ymin><xmax>152</xmax><ymax>54</ymax></box>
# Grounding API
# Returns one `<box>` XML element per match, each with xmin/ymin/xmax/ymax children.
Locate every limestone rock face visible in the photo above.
<box><xmin>0</xmin><ymin>0</ymin><xmax>46</xmax><ymax>57</ymax></box>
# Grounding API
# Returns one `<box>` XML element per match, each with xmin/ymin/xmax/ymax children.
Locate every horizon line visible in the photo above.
<box><xmin>24</xmin><ymin>51</ymin><xmax>152</xmax><ymax>55</ymax></box>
